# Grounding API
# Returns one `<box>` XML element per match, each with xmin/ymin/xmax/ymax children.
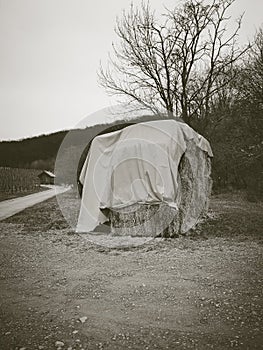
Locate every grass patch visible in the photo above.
<box><xmin>0</xmin><ymin>186</ymin><xmax>48</xmax><ymax>202</ymax></box>
<box><xmin>3</xmin><ymin>190</ymin><xmax>262</xmax><ymax>243</ymax></box>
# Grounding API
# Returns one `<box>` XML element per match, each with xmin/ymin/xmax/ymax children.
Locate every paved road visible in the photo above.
<box><xmin>0</xmin><ymin>185</ymin><xmax>70</xmax><ymax>221</ymax></box>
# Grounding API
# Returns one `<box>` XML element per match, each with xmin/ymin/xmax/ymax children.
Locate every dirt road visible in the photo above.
<box><xmin>0</xmin><ymin>185</ymin><xmax>70</xmax><ymax>221</ymax></box>
<box><xmin>0</xmin><ymin>191</ymin><xmax>262</xmax><ymax>349</ymax></box>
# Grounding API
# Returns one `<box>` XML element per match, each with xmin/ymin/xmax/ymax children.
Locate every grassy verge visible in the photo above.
<box><xmin>3</xmin><ymin>189</ymin><xmax>262</xmax><ymax>243</ymax></box>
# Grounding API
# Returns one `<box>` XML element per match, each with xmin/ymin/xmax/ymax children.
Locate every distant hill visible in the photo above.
<box><xmin>0</xmin><ymin>130</ymin><xmax>67</xmax><ymax>170</ymax></box>
<box><xmin>1</xmin><ymin>112</ymin><xmax>261</xmax><ymax>198</ymax></box>
<box><xmin>0</xmin><ymin>114</ymin><xmax>168</xmax><ymax>172</ymax></box>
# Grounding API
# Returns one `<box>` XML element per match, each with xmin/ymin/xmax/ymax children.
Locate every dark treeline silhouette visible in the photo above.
<box><xmin>0</xmin><ymin>131</ymin><xmax>67</xmax><ymax>170</ymax></box>
<box><xmin>0</xmin><ymin>114</ymin><xmax>167</xmax><ymax>173</ymax></box>
<box><xmin>0</xmin><ymin>125</ymin><xmax>110</xmax><ymax>171</ymax></box>
<box><xmin>0</xmin><ymin>108</ymin><xmax>262</xmax><ymax>200</ymax></box>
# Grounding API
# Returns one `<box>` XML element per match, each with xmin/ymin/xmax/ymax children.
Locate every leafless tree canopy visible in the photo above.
<box><xmin>98</xmin><ymin>0</ymin><xmax>247</xmax><ymax>122</ymax></box>
<box><xmin>239</xmin><ymin>28</ymin><xmax>263</xmax><ymax>109</ymax></box>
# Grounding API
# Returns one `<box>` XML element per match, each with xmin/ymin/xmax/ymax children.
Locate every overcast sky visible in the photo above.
<box><xmin>0</xmin><ymin>0</ymin><xmax>262</xmax><ymax>141</ymax></box>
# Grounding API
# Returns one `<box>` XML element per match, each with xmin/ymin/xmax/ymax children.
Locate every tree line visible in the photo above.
<box><xmin>99</xmin><ymin>0</ymin><xmax>263</xmax><ymax>200</ymax></box>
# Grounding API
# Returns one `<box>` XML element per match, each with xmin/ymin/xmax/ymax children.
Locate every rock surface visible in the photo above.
<box><xmin>110</xmin><ymin>139</ymin><xmax>212</xmax><ymax>237</ymax></box>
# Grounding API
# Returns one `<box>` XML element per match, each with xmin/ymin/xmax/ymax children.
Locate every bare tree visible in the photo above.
<box><xmin>98</xmin><ymin>0</ymin><xmax>247</xmax><ymax>123</ymax></box>
<box><xmin>235</xmin><ymin>27</ymin><xmax>263</xmax><ymax>153</ymax></box>
<box><xmin>238</xmin><ymin>28</ymin><xmax>263</xmax><ymax>114</ymax></box>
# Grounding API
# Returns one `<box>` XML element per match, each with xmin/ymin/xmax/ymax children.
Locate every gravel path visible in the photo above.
<box><xmin>0</xmin><ymin>185</ymin><xmax>70</xmax><ymax>221</ymax></box>
<box><xmin>0</xmin><ymin>191</ymin><xmax>262</xmax><ymax>349</ymax></box>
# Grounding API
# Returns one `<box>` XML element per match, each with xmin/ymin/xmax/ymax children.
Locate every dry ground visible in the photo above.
<box><xmin>0</xmin><ymin>191</ymin><xmax>262</xmax><ymax>350</ymax></box>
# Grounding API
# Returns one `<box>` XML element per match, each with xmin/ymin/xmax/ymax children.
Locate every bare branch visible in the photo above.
<box><xmin>98</xmin><ymin>0</ymin><xmax>246</xmax><ymax>122</ymax></box>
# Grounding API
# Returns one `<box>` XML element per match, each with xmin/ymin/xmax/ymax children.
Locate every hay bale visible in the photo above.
<box><xmin>109</xmin><ymin>139</ymin><xmax>212</xmax><ymax>237</ymax></box>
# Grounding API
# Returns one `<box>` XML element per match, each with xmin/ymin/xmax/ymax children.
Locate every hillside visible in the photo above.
<box><xmin>0</xmin><ymin>114</ymin><xmax>167</xmax><ymax>172</ymax></box>
<box><xmin>0</xmin><ymin>128</ymin><xmax>92</xmax><ymax>171</ymax></box>
<box><xmin>0</xmin><ymin>113</ymin><xmax>262</xmax><ymax>200</ymax></box>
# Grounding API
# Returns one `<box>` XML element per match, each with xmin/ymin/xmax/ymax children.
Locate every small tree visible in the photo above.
<box><xmin>99</xmin><ymin>0</ymin><xmax>247</xmax><ymax>123</ymax></box>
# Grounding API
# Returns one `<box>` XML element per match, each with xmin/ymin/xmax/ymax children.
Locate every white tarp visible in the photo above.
<box><xmin>76</xmin><ymin>120</ymin><xmax>213</xmax><ymax>232</ymax></box>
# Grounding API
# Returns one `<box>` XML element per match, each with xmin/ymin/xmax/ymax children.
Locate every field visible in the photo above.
<box><xmin>0</xmin><ymin>167</ymin><xmax>41</xmax><ymax>201</ymax></box>
<box><xmin>0</xmin><ymin>190</ymin><xmax>262</xmax><ymax>349</ymax></box>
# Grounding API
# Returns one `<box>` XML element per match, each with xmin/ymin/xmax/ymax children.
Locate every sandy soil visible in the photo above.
<box><xmin>0</xmin><ymin>191</ymin><xmax>262</xmax><ymax>350</ymax></box>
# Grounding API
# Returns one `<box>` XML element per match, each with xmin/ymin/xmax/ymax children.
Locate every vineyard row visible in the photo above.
<box><xmin>0</xmin><ymin>167</ymin><xmax>41</xmax><ymax>193</ymax></box>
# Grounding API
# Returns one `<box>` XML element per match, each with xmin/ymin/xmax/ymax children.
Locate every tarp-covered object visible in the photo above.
<box><xmin>76</xmin><ymin>120</ymin><xmax>213</xmax><ymax>234</ymax></box>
